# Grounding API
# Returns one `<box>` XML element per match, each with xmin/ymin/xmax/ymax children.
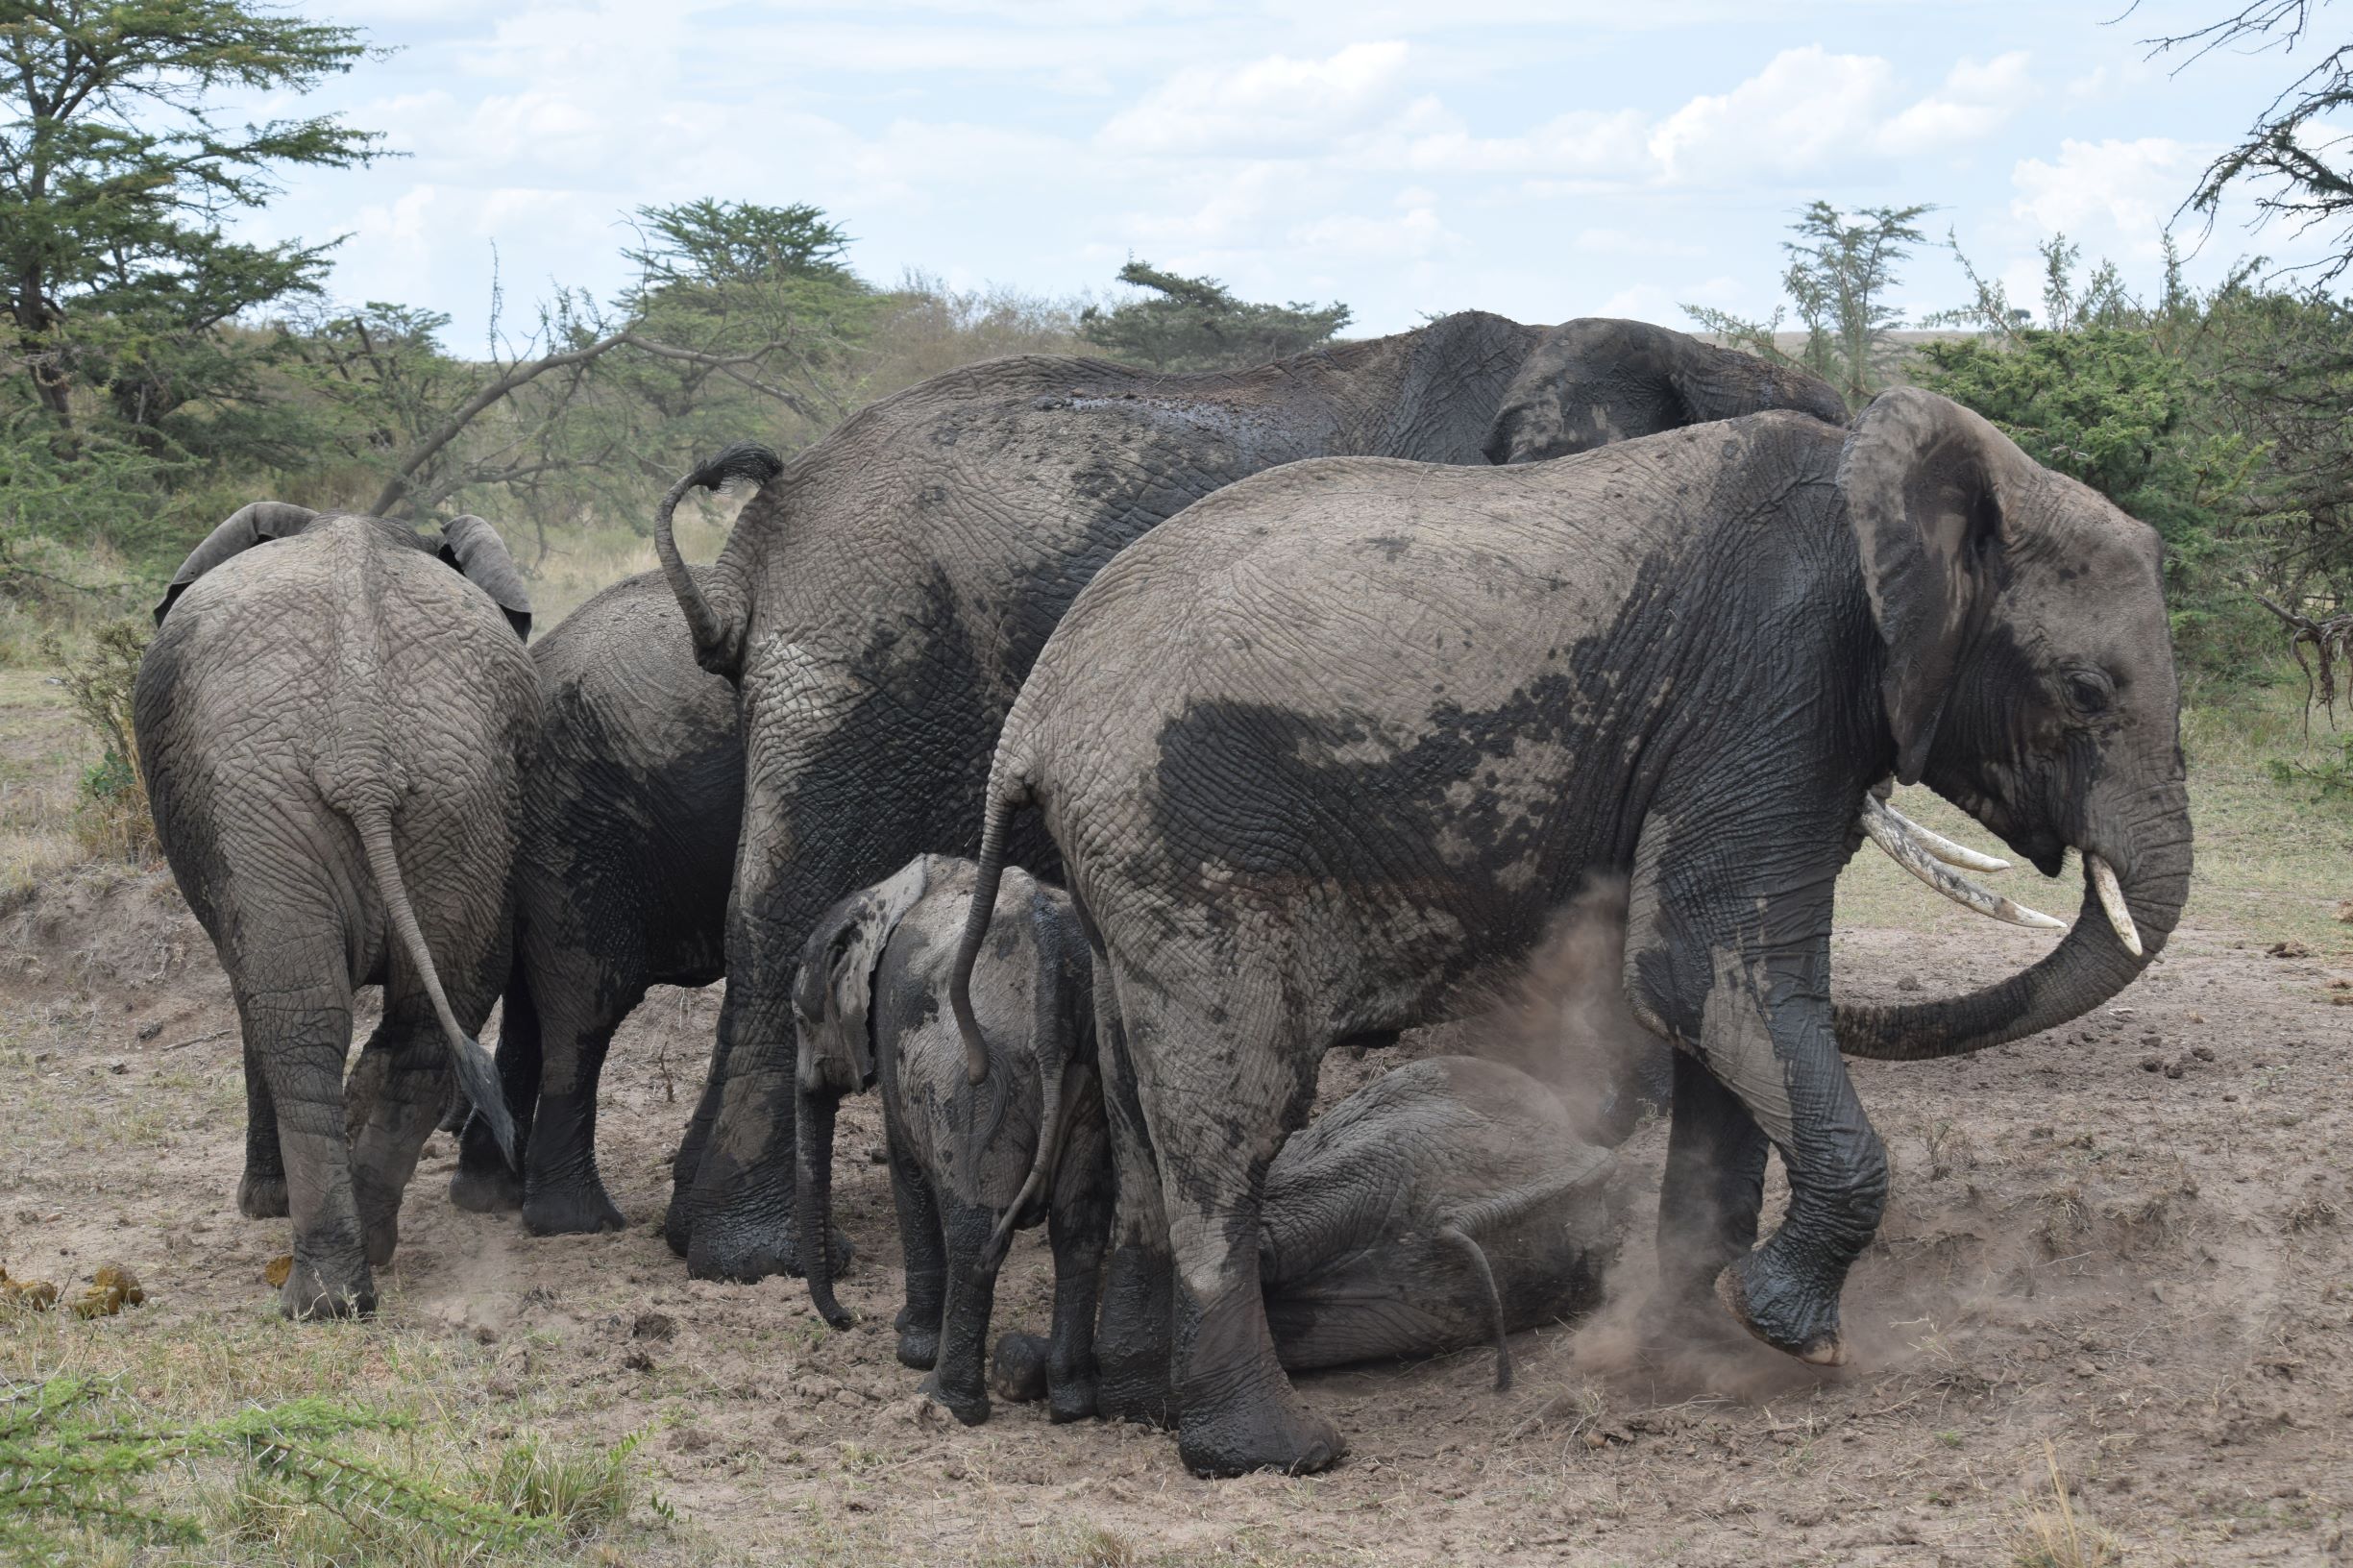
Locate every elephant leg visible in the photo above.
<box><xmin>919</xmin><ymin>1196</ymin><xmax>1001</xmax><ymax>1427</ymax></box>
<box><xmin>236</xmin><ymin>1020</ymin><xmax>289</xmax><ymax>1219</ymax></box>
<box><xmin>666</xmin><ymin>979</ymin><xmax>741</xmax><ymax>1256</ymax></box>
<box><xmin>242</xmin><ymin>974</ymin><xmax>373</xmax><ymax>1318</ymax></box>
<box><xmin>1091</xmin><ymin>955</ymin><xmax>1175</xmax><ymax>1429</ymax></box>
<box><xmin>1044</xmin><ymin>1103</ymin><xmax>1111</xmax><ymax>1424</ymax></box>
<box><xmin>349</xmin><ymin>990</ymin><xmax>455</xmax><ymax>1269</ymax></box>
<box><xmin>888</xmin><ymin>1123</ymin><xmax>947</xmax><ymax>1372</ymax></box>
<box><xmin>1123</xmin><ymin>972</ymin><xmax>1340</xmax><ymax>1479</ymax></box>
<box><xmin>452</xmin><ymin>961</ymin><xmax>539</xmax><ymax>1215</ymax></box>
<box><xmin>1653</xmin><ymin>1045</ymin><xmax>1770</xmax><ymax>1338</ymax></box>
<box><xmin>518</xmin><ymin>969</ymin><xmax>634</xmax><ymax>1237</ymax></box>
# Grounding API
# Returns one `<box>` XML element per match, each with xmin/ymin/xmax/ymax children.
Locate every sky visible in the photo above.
<box><xmin>217</xmin><ymin>1</ymin><xmax>2347</xmax><ymax>352</ymax></box>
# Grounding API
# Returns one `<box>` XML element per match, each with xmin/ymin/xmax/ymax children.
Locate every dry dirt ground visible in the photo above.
<box><xmin>4</xmin><ymin>756</ymin><xmax>2351</xmax><ymax>1562</ymax></box>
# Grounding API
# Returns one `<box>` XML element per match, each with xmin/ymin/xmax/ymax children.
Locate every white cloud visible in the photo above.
<box><xmin>2010</xmin><ymin>137</ymin><xmax>2209</xmax><ymax>254</ymax></box>
<box><xmin>1880</xmin><ymin>52</ymin><xmax>2033</xmax><ymax>156</ymax></box>
<box><xmin>1650</xmin><ymin>47</ymin><xmax>1899</xmax><ymax>184</ymax></box>
<box><xmin>1099</xmin><ymin>40</ymin><xmax>1413</xmax><ymax>155</ymax></box>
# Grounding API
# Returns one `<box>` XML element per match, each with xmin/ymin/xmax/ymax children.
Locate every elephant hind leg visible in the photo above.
<box><xmin>236</xmin><ymin>1021</ymin><xmax>289</xmax><ymax>1219</ymax></box>
<box><xmin>514</xmin><ymin>945</ymin><xmax>636</xmax><ymax>1237</ymax></box>
<box><xmin>348</xmin><ymin>991</ymin><xmax>456</xmax><ymax>1267</ymax></box>
<box><xmin>452</xmin><ymin>958</ymin><xmax>539</xmax><ymax>1216</ymax></box>
<box><xmin>237</xmin><ymin>968</ymin><xmax>372</xmax><ymax>1318</ymax></box>
<box><xmin>1087</xmin><ymin>930</ymin><xmax>1175</xmax><ymax>1430</ymax></box>
<box><xmin>1120</xmin><ymin>965</ymin><xmax>1341</xmax><ymax>1479</ymax></box>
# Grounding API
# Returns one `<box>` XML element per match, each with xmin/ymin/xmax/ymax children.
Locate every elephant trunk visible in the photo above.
<box><xmin>653</xmin><ymin>443</ymin><xmax>780</xmax><ymax>682</ymax></box>
<box><xmin>796</xmin><ymin>1084</ymin><xmax>851</xmax><ymax>1329</ymax></box>
<box><xmin>1837</xmin><ymin>781</ymin><xmax>2191</xmax><ymax>1061</ymax></box>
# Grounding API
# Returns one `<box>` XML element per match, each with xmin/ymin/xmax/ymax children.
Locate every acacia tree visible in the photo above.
<box><xmin>1078</xmin><ymin>259</ymin><xmax>1350</xmax><ymax>371</ymax></box>
<box><xmin>1684</xmin><ymin>203</ymin><xmax>1932</xmax><ymax>407</ymax></box>
<box><xmin>0</xmin><ymin>2</ymin><xmax>380</xmax><ymax>435</ymax></box>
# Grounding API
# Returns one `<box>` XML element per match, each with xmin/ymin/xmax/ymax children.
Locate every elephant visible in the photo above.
<box><xmin>791</xmin><ymin>854</ymin><xmax>1106</xmax><ymax>1428</ymax></box>
<box><xmin>650</xmin><ymin>313</ymin><xmax>1853</xmax><ymax>1284</ymax></box>
<box><xmin>949</xmin><ymin>387</ymin><xmax>2191</xmax><ymax>1475</ymax></box>
<box><xmin>992</xmin><ymin>1054</ymin><xmax>1618</xmax><ymax>1407</ymax></box>
<box><xmin>135</xmin><ymin>504</ymin><xmax>537</xmax><ymax>1316</ymax></box>
<box><xmin>442</xmin><ymin>564</ymin><xmax>757</xmax><ymax>1238</ymax></box>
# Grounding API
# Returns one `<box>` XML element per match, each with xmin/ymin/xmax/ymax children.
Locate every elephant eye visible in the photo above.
<box><xmin>2064</xmin><ymin>672</ymin><xmax>2112</xmax><ymax>717</ymax></box>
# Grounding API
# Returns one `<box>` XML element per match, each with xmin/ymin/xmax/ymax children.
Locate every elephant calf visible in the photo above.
<box><xmin>136</xmin><ymin>504</ymin><xmax>536</xmax><ymax>1316</ymax></box>
<box><xmin>993</xmin><ymin>1055</ymin><xmax>1617</xmax><ymax>1406</ymax></box>
<box><xmin>792</xmin><ymin>855</ymin><xmax>1107</xmax><ymax>1428</ymax></box>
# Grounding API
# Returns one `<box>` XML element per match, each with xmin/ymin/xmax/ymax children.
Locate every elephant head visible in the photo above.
<box><xmin>156</xmin><ymin>502</ymin><xmax>535</xmax><ymax>644</ymax></box>
<box><xmin>1832</xmin><ymin>388</ymin><xmax>2192</xmax><ymax>1060</ymax></box>
<box><xmin>1483</xmin><ymin>318</ymin><xmax>1848</xmax><ymax>465</ymax></box>
<box><xmin>792</xmin><ymin>855</ymin><xmax>937</xmax><ymax>1329</ymax></box>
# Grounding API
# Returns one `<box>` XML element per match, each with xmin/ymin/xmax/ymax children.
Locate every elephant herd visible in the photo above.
<box><xmin>130</xmin><ymin>314</ymin><xmax>2189</xmax><ymax>1480</ymax></box>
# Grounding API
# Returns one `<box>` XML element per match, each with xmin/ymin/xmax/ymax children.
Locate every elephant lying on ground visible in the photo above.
<box><xmin>652</xmin><ymin>314</ymin><xmax>1855</xmax><ymax>1284</ymax></box>
<box><xmin>992</xmin><ymin>1054</ymin><xmax>1618</xmax><ymax>1406</ymax></box>
<box><xmin>791</xmin><ymin>854</ymin><xmax>1107</xmax><ymax>1428</ymax></box>
<box><xmin>953</xmin><ymin>388</ymin><xmax>2191</xmax><ymax>1474</ymax></box>
<box><xmin>136</xmin><ymin>506</ymin><xmax>536</xmax><ymax>1316</ymax></box>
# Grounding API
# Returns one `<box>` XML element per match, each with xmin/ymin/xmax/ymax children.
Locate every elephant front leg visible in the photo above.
<box><xmin>1652</xmin><ymin>1047</ymin><xmax>1770</xmax><ymax>1342</ymax></box>
<box><xmin>237</xmin><ymin>1020</ymin><xmax>290</xmax><ymax>1219</ymax></box>
<box><xmin>1043</xmin><ymin>1106</ymin><xmax>1111</xmax><ymax>1424</ymax></box>
<box><xmin>1091</xmin><ymin>973</ymin><xmax>1175</xmax><ymax>1428</ymax></box>
<box><xmin>1657</xmin><ymin>943</ymin><xmax>1887</xmax><ymax>1366</ymax></box>
<box><xmin>518</xmin><ymin>983</ymin><xmax>633</xmax><ymax>1237</ymax></box>
<box><xmin>921</xmin><ymin>1198</ymin><xmax>1002</xmax><ymax>1427</ymax></box>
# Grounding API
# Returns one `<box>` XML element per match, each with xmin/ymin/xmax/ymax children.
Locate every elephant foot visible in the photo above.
<box><xmin>448</xmin><ymin>1162</ymin><xmax>524</xmax><ymax>1215</ymax></box>
<box><xmin>919</xmin><ymin>1370</ymin><xmax>992</xmax><ymax>1428</ymax></box>
<box><xmin>1176</xmin><ymin>1384</ymin><xmax>1345</xmax><ymax>1479</ymax></box>
<box><xmin>362</xmin><ymin>1213</ymin><xmax>399</xmax><ymax>1268</ymax></box>
<box><xmin>688</xmin><ymin>1221</ymin><xmax>849</xmax><ymax>1286</ymax></box>
<box><xmin>1048</xmin><ymin>1372</ymin><xmax>1098</xmax><ymax>1425</ymax></box>
<box><xmin>1095</xmin><ymin>1241</ymin><xmax>1176</xmax><ymax>1427</ymax></box>
<box><xmin>662</xmin><ymin>1184</ymin><xmax>698</xmax><ymax>1258</ymax></box>
<box><xmin>989</xmin><ymin>1332</ymin><xmax>1048</xmax><ymax>1402</ymax></box>
<box><xmin>522</xmin><ymin>1181</ymin><xmax>625</xmax><ymax>1237</ymax></box>
<box><xmin>897</xmin><ymin>1325</ymin><xmax>942</xmax><ymax>1372</ymax></box>
<box><xmin>237</xmin><ymin>1169</ymin><xmax>290</xmax><ymax>1220</ymax></box>
<box><xmin>1716</xmin><ymin>1251</ymin><xmax>1847</xmax><ymax>1367</ymax></box>
<box><xmin>281</xmin><ymin>1256</ymin><xmax>376</xmax><ymax>1320</ymax></box>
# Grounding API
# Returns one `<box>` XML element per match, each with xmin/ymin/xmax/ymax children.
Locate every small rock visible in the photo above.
<box><xmin>833</xmin><ymin>1388</ymin><xmax>863</xmax><ymax>1409</ymax></box>
<box><xmin>631</xmin><ymin>1311</ymin><xmax>677</xmax><ymax>1342</ymax></box>
<box><xmin>2163</xmin><ymin>1059</ymin><xmax>2186</xmax><ymax>1080</ymax></box>
<box><xmin>943</xmin><ymin>1458</ymin><xmax>967</xmax><ymax>1481</ymax></box>
<box><xmin>673</xmin><ymin>1427</ymin><xmax>711</xmax><ymax>1455</ymax></box>
<box><xmin>473</xmin><ymin>1324</ymin><xmax>500</xmax><ymax>1345</ymax></box>
<box><xmin>866</xmin><ymin>1145</ymin><xmax>890</xmax><ymax>1165</ymax></box>
<box><xmin>2073</xmin><ymin>1360</ymin><xmax>2098</xmax><ymax>1378</ymax></box>
<box><xmin>2269</xmin><ymin>941</ymin><xmax>2310</xmax><ymax>959</ymax></box>
<box><xmin>623</xmin><ymin>1346</ymin><xmax>656</xmax><ymax>1373</ymax></box>
<box><xmin>2192</xmin><ymin>1045</ymin><xmax>2216</xmax><ymax>1062</ymax></box>
<box><xmin>106</xmin><ymin>1060</ymin><xmax>127</xmax><ymax>1075</ymax></box>
<box><xmin>1897</xmin><ymin>976</ymin><xmax>1922</xmax><ymax>992</ymax></box>
<box><xmin>135</xmin><ymin>1021</ymin><xmax>161</xmax><ymax>1041</ymax></box>
<box><xmin>2141</xmin><ymin>1056</ymin><xmax>2163</xmax><ymax>1073</ymax></box>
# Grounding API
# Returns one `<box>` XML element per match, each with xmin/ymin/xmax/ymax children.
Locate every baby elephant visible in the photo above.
<box><xmin>792</xmin><ymin>855</ymin><xmax>1108</xmax><ymax>1427</ymax></box>
<box><xmin>996</xmin><ymin>1055</ymin><xmax>1616</xmax><ymax>1404</ymax></box>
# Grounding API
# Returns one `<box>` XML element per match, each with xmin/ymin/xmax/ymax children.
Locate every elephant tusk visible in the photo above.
<box><xmin>2086</xmin><ymin>854</ymin><xmax>2143</xmax><ymax>957</ymax></box>
<box><xmin>1860</xmin><ymin>799</ymin><xmax>2066</xmax><ymax>931</ymax></box>
<box><xmin>1875</xmin><ymin>800</ymin><xmax>2010</xmax><ymax>872</ymax></box>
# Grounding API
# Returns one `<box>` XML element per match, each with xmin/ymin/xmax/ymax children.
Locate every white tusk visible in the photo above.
<box><xmin>2085</xmin><ymin>854</ymin><xmax>2143</xmax><ymax>957</ymax></box>
<box><xmin>1861</xmin><ymin>799</ymin><xmax>2067</xmax><ymax>930</ymax></box>
<box><xmin>1876</xmin><ymin>801</ymin><xmax>2010</xmax><ymax>872</ymax></box>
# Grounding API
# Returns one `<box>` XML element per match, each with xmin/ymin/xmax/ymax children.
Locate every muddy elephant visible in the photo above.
<box><xmin>136</xmin><ymin>505</ymin><xmax>537</xmax><ymax>1316</ymax></box>
<box><xmin>951</xmin><ymin>388</ymin><xmax>2191</xmax><ymax>1475</ymax></box>
<box><xmin>792</xmin><ymin>855</ymin><xmax>1106</xmax><ymax>1428</ymax></box>
<box><xmin>443</xmin><ymin>565</ymin><xmax>757</xmax><ymax>1238</ymax></box>
<box><xmin>652</xmin><ymin>315</ymin><xmax>1852</xmax><ymax>1284</ymax></box>
<box><xmin>993</xmin><ymin>1054</ymin><xmax>1618</xmax><ymax>1408</ymax></box>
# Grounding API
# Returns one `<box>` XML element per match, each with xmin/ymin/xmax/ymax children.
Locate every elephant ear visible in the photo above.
<box><xmin>1839</xmin><ymin>387</ymin><xmax>2039</xmax><ymax>783</ymax></box>
<box><xmin>792</xmin><ymin>855</ymin><xmax>936</xmax><ymax>1096</ymax></box>
<box><xmin>154</xmin><ymin>502</ymin><xmax>322</xmax><ymax>625</ymax></box>
<box><xmin>435</xmin><ymin>514</ymin><xmax>533</xmax><ymax>641</ymax></box>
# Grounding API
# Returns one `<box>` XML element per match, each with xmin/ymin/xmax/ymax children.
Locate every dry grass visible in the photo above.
<box><xmin>2010</xmin><ymin>1443</ymin><xmax>2121</xmax><ymax>1568</ymax></box>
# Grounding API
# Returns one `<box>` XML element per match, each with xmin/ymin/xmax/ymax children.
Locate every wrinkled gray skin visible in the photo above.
<box><xmin>656</xmin><ymin>314</ymin><xmax>1846</xmax><ymax>1284</ymax></box>
<box><xmin>440</xmin><ymin>568</ymin><xmax>814</xmax><ymax>1249</ymax></box>
<box><xmin>993</xmin><ymin>1055</ymin><xmax>1617</xmax><ymax>1407</ymax></box>
<box><xmin>792</xmin><ymin>856</ymin><xmax>1105</xmax><ymax>1428</ymax></box>
<box><xmin>956</xmin><ymin>388</ymin><xmax>2192</xmax><ymax>1475</ymax></box>
<box><xmin>136</xmin><ymin>508</ymin><xmax>536</xmax><ymax>1316</ymax></box>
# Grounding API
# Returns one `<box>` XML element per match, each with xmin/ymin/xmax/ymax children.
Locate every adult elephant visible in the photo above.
<box><xmin>652</xmin><ymin>314</ymin><xmax>1851</xmax><ymax>1283</ymax></box>
<box><xmin>950</xmin><ymin>389</ymin><xmax>2191</xmax><ymax>1476</ymax></box>
<box><xmin>444</xmin><ymin>566</ymin><xmax>757</xmax><ymax>1237</ymax></box>
<box><xmin>137</xmin><ymin>506</ymin><xmax>534</xmax><ymax>1315</ymax></box>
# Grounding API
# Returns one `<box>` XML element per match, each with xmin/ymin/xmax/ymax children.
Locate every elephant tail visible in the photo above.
<box><xmin>1433</xmin><ymin>1224</ymin><xmax>1512</xmax><ymax>1392</ymax></box>
<box><xmin>352</xmin><ymin>799</ymin><xmax>519</xmax><ymax>1167</ymax></box>
<box><xmin>653</xmin><ymin>441</ymin><xmax>781</xmax><ymax>681</ymax></box>
<box><xmin>950</xmin><ymin>757</ymin><xmax>1033</xmax><ymax>1088</ymax></box>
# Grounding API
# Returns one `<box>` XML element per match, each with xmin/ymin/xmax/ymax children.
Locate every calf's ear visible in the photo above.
<box><xmin>792</xmin><ymin>857</ymin><xmax>935</xmax><ymax>1095</ymax></box>
<box><xmin>1838</xmin><ymin>387</ymin><xmax>2036</xmax><ymax>783</ymax></box>
<box><xmin>155</xmin><ymin>502</ymin><xmax>321</xmax><ymax>625</ymax></box>
<box><xmin>436</xmin><ymin>515</ymin><xmax>533</xmax><ymax>641</ymax></box>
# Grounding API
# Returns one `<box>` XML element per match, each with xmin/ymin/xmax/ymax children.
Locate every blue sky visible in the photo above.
<box><xmin>226</xmin><ymin>2</ymin><xmax>2342</xmax><ymax>350</ymax></box>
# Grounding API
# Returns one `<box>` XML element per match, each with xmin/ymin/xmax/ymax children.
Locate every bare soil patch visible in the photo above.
<box><xmin>3</xmin><ymin>826</ymin><xmax>2350</xmax><ymax>1564</ymax></box>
